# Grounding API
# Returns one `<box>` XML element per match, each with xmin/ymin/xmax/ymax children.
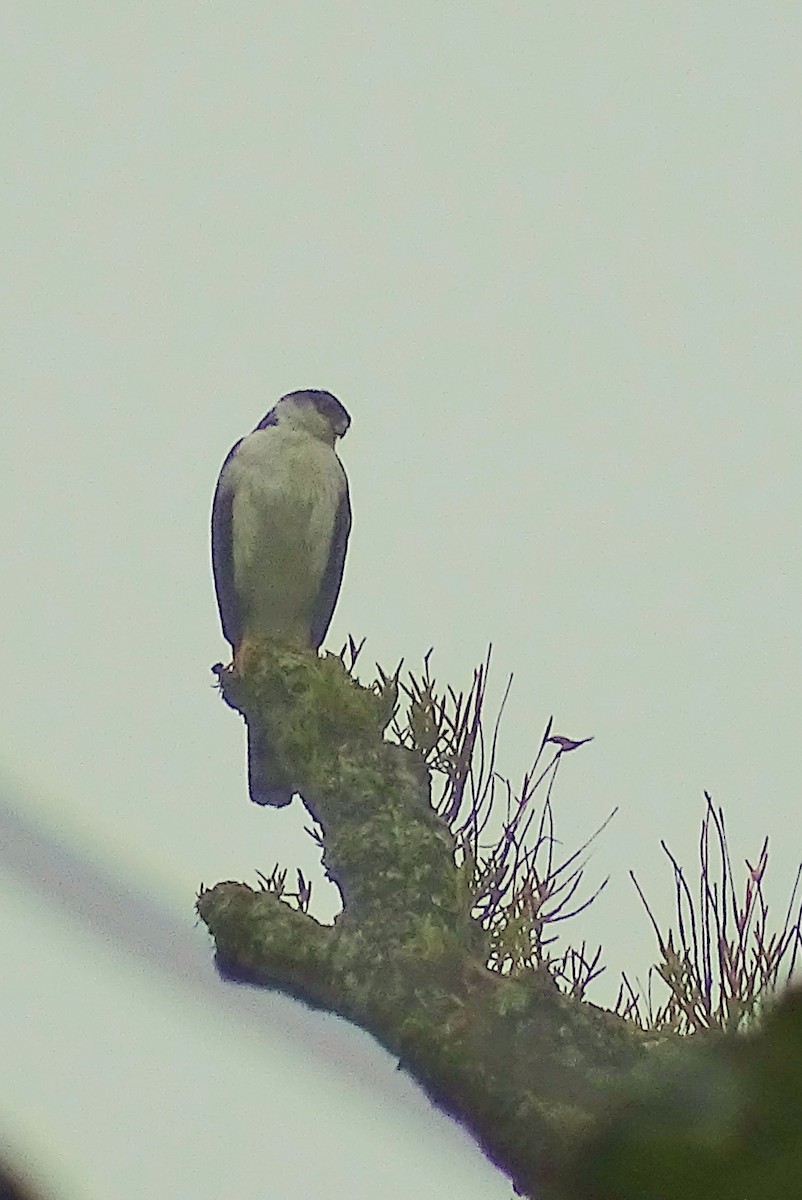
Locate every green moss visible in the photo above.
<box><xmin>205</xmin><ymin>644</ymin><xmax>653</xmax><ymax>1200</ymax></box>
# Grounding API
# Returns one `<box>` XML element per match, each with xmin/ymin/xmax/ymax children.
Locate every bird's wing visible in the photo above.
<box><xmin>254</xmin><ymin>405</ymin><xmax>280</xmax><ymax>430</ymax></box>
<box><xmin>211</xmin><ymin>440</ymin><xmax>243</xmax><ymax>651</ymax></box>
<box><xmin>310</xmin><ymin>479</ymin><xmax>352</xmax><ymax>650</ymax></box>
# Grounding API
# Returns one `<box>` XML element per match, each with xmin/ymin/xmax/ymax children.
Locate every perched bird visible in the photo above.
<box><xmin>211</xmin><ymin>389</ymin><xmax>352</xmax><ymax>806</ymax></box>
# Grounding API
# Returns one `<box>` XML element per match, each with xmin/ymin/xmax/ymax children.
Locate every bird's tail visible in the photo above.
<box><xmin>246</xmin><ymin>721</ymin><xmax>294</xmax><ymax>807</ymax></box>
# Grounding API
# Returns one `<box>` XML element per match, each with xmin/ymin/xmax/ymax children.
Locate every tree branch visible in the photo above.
<box><xmin>199</xmin><ymin>645</ymin><xmax>653</xmax><ymax>1198</ymax></box>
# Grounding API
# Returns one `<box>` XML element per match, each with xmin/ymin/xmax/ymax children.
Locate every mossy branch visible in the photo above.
<box><xmin>199</xmin><ymin>644</ymin><xmax>649</xmax><ymax>1198</ymax></box>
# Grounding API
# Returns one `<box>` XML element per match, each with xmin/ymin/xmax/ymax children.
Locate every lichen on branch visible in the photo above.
<box><xmin>199</xmin><ymin>643</ymin><xmax>648</xmax><ymax>1199</ymax></box>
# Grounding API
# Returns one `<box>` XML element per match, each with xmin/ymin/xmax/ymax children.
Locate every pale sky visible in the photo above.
<box><xmin>2</xmin><ymin>5</ymin><xmax>801</xmax><ymax>1198</ymax></box>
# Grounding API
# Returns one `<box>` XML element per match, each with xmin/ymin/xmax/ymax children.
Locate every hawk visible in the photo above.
<box><xmin>211</xmin><ymin>389</ymin><xmax>352</xmax><ymax>806</ymax></box>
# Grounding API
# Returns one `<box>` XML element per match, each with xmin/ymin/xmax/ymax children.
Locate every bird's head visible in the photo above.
<box><xmin>262</xmin><ymin>390</ymin><xmax>351</xmax><ymax>446</ymax></box>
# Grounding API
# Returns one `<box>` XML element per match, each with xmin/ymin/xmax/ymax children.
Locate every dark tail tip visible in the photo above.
<box><xmin>247</xmin><ymin>725</ymin><xmax>295</xmax><ymax>807</ymax></box>
<box><xmin>249</xmin><ymin>782</ymin><xmax>295</xmax><ymax>808</ymax></box>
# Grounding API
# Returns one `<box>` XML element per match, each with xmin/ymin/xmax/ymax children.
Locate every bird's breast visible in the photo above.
<box><xmin>226</xmin><ymin>429</ymin><xmax>345</xmax><ymax>645</ymax></box>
